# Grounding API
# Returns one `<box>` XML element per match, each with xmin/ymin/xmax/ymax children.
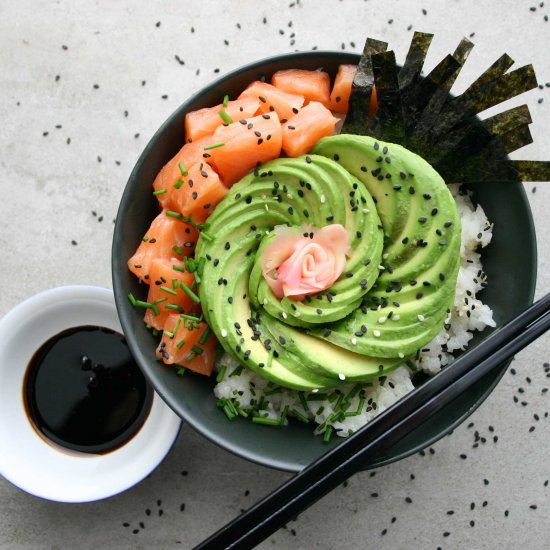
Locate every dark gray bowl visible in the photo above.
<box><xmin>112</xmin><ymin>51</ymin><xmax>537</xmax><ymax>472</ymax></box>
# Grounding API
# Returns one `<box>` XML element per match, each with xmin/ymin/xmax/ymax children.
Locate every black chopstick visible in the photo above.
<box><xmin>195</xmin><ymin>293</ymin><xmax>550</xmax><ymax>550</ymax></box>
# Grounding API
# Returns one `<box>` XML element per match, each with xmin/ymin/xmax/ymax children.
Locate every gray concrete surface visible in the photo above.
<box><xmin>1</xmin><ymin>0</ymin><xmax>549</xmax><ymax>548</ymax></box>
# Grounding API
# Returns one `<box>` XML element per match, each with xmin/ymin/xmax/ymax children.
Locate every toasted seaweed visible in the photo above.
<box><xmin>343</xmin><ymin>38</ymin><xmax>387</xmax><ymax>135</ymax></box>
<box><xmin>482</xmin><ymin>104</ymin><xmax>532</xmax><ymax>135</ymax></box>
<box><xmin>342</xmin><ymin>33</ymin><xmax>549</xmax><ymax>183</ymax></box>
<box><xmin>369</xmin><ymin>51</ymin><xmax>405</xmax><ymax>143</ymax></box>
<box><xmin>398</xmin><ymin>32</ymin><xmax>433</xmax><ymax>91</ymax></box>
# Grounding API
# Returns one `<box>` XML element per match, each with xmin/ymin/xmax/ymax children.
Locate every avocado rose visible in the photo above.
<box><xmin>195</xmin><ymin>135</ymin><xmax>461</xmax><ymax>390</ymax></box>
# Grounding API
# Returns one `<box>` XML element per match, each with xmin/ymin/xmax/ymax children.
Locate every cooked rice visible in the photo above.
<box><xmin>213</xmin><ymin>185</ymin><xmax>495</xmax><ymax>439</ymax></box>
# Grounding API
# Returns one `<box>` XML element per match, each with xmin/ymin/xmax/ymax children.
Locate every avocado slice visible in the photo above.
<box><xmin>311</xmin><ymin>134</ymin><xmax>461</xmax><ymax>358</ymax></box>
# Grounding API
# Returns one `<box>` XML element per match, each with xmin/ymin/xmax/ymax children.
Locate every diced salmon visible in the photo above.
<box><xmin>171</xmin><ymin>162</ymin><xmax>228</xmax><ymax>223</ymax></box>
<box><xmin>143</xmin><ymin>259</ymin><xmax>199</xmax><ymax>331</ymax></box>
<box><xmin>152</xmin><ymin>137</ymin><xmax>215</xmax><ymax>209</ymax></box>
<box><xmin>329</xmin><ymin>64</ymin><xmax>357</xmax><ymax>114</ymax></box>
<box><xmin>210</xmin><ymin>112</ymin><xmax>283</xmax><ymax>186</ymax></box>
<box><xmin>156</xmin><ymin>314</ymin><xmax>218</xmax><ymax>376</ymax></box>
<box><xmin>272</xmin><ymin>69</ymin><xmax>331</xmax><ymax>108</ymax></box>
<box><xmin>281</xmin><ymin>101</ymin><xmax>338</xmax><ymax>157</ymax></box>
<box><xmin>184</xmin><ymin>97</ymin><xmax>261</xmax><ymax>142</ymax></box>
<box><xmin>239</xmin><ymin>81</ymin><xmax>304</xmax><ymax>122</ymax></box>
<box><xmin>127</xmin><ymin>211</ymin><xmax>199</xmax><ymax>283</ymax></box>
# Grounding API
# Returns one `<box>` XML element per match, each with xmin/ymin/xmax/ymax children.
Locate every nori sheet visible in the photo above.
<box><xmin>344</xmin><ymin>38</ymin><xmax>387</xmax><ymax>136</ymax></box>
<box><xmin>341</xmin><ymin>33</ymin><xmax>548</xmax><ymax>183</ymax></box>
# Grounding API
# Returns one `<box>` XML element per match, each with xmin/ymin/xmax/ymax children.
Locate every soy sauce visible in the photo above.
<box><xmin>23</xmin><ymin>326</ymin><xmax>152</xmax><ymax>455</ymax></box>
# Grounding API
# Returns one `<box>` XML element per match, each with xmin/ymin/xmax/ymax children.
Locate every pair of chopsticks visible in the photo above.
<box><xmin>195</xmin><ymin>293</ymin><xmax>550</xmax><ymax>550</ymax></box>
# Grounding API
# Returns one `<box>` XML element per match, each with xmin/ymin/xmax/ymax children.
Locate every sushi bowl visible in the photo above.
<box><xmin>112</xmin><ymin>49</ymin><xmax>536</xmax><ymax>472</ymax></box>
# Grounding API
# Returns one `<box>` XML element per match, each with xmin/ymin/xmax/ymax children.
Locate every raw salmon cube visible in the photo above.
<box><xmin>210</xmin><ymin>112</ymin><xmax>282</xmax><ymax>186</ymax></box>
<box><xmin>272</xmin><ymin>69</ymin><xmax>331</xmax><ymax>108</ymax></box>
<box><xmin>185</xmin><ymin>97</ymin><xmax>260</xmax><ymax>142</ymax></box>
<box><xmin>281</xmin><ymin>101</ymin><xmax>338</xmax><ymax>157</ymax></box>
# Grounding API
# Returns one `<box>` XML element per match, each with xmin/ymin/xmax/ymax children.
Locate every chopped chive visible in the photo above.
<box><xmin>165</xmin><ymin>304</ymin><xmax>184</xmax><ymax>311</ymax></box>
<box><xmin>191</xmin><ymin>345</ymin><xmax>204</xmax><ymax>355</ymax></box>
<box><xmin>216</xmin><ymin>365</ymin><xmax>227</xmax><ymax>382</ymax></box>
<box><xmin>153</xmin><ymin>189</ymin><xmax>167</xmax><ymax>196</ymax></box>
<box><xmin>173</xmin><ymin>264</ymin><xmax>186</xmax><ymax>273</ymax></box>
<box><xmin>184</xmin><ymin>352</ymin><xmax>197</xmax><ymax>362</ymax></box>
<box><xmin>347</xmin><ymin>384</ymin><xmax>362</xmax><ymax>401</ymax></box>
<box><xmin>184</xmin><ymin>257</ymin><xmax>197</xmax><ymax>272</ymax></box>
<box><xmin>203</xmin><ymin>142</ymin><xmax>225</xmax><ymax>150</ymax></box>
<box><xmin>323</xmin><ymin>425</ymin><xmax>333</xmax><ymax>444</ymax></box>
<box><xmin>153</xmin><ymin>297</ymin><xmax>168</xmax><ymax>304</ymax></box>
<box><xmin>218</xmin><ymin>109</ymin><xmax>233</xmax><ymax>124</ymax></box>
<box><xmin>307</xmin><ymin>393</ymin><xmax>328</xmax><ymax>401</ymax></box>
<box><xmin>327</xmin><ymin>392</ymin><xmax>339</xmax><ymax>404</ymax></box>
<box><xmin>279</xmin><ymin>405</ymin><xmax>289</xmax><ymax>425</ymax></box>
<box><xmin>252</xmin><ymin>416</ymin><xmax>280</xmax><ymax>426</ymax></box>
<box><xmin>199</xmin><ymin>230</ymin><xmax>213</xmax><ymax>242</ymax></box>
<box><xmin>265</xmin><ymin>387</ymin><xmax>283</xmax><ymax>396</ymax></box>
<box><xmin>298</xmin><ymin>392</ymin><xmax>309</xmax><ymax>412</ymax></box>
<box><xmin>218</xmin><ymin>399</ymin><xmax>236</xmax><ymax>421</ymax></box>
<box><xmin>229</xmin><ymin>365</ymin><xmax>244</xmax><ymax>377</ymax></box>
<box><xmin>178</xmin><ymin>162</ymin><xmax>188</xmax><ymax>176</ymax></box>
<box><xmin>160</xmin><ymin>285</ymin><xmax>177</xmax><ymax>296</ymax></box>
<box><xmin>198</xmin><ymin>326</ymin><xmax>212</xmax><ymax>344</ymax></box>
<box><xmin>166</xmin><ymin>210</ymin><xmax>183</xmax><ymax>220</ymax></box>
<box><xmin>163</xmin><ymin>329</ymin><xmax>175</xmax><ymax>338</ymax></box>
<box><xmin>176</xmin><ymin>340</ymin><xmax>186</xmax><ymax>349</ymax></box>
<box><xmin>141</xmin><ymin>236</ymin><xmax>149</xmax><ymax>242</ymax></box>
<box><xmin>180</xmin><ymin>282</ymin><xmax>200</xmax><ymax>303</ymax></box>
<box><xmin>405</xmin><ymin>359</ymin><xmax>418</xmax><ymax>372</ymax></box>
<box><xmin>172</xmin><ymin>278</ymin><xmax>179</xmax><ymax>289</ymax></box>
<box><xmin>194</xmin><ymin>271</ymin><xmax>201</xmax><ymax>284</ymax></box>
<box><xmin>176</xmin><ymin>367</ymin><xmax>186</xmax><ymax>377</ymax></box>
<box><xmin>174</xmin><ymin>179</ymin><xmax>185</xmax><ymax>189</ymax></box>
<box><xmin>172</xmin><ymin>245</ymin><xmax>185</xmax><ymax>256</ymax></box>
<box><xmin>133</xmin><ymin>299</ymin><xmax>159</xmax><ymax>316</ymax></box>
<box><xmin>128</xmin><ymin>293</ymin><xmax>137</xmax><ymax>306</ymax></box>
<box><xmin>173</xmin><ymin>318</ymin><xmax>182</xmax><ymax>335</ymax></box>
<box><xmin>290</xmin><ymin>409</ymin><xmax>310</xmax><ymax>423</ymax></box>
<box><xmin>180</xmin><ymin>313</ymin><xmax>201</xmax><ymax>322</ymax></box>
<box><xmin>222</xmin><ymin>94</ymin><xmax>229</xmax><ymax>107</ymax></box>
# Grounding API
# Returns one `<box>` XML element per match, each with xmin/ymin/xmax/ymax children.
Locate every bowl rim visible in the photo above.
<box><xmin>112</xmin><ymin>50</ymin><xmax>537</xmax><ymax>472</ymax></box>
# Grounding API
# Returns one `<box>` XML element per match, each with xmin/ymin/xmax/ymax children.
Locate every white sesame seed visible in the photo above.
<box><xmin>378</xmin><ymin>316</ymin><xmax>387</xmax><ymax>324</ymax></box>
<box><xmin>392</xmin><ymin>314</ymin><xmax>400</xmax><ymax>321</ymax></box>
<box><xmin>383</xmin><ymin>253</ymin><xmax>389</xmax><ymax>259</ymax></box>
<box><xmin>378</xmin><ymin>265</ymin><xmax>385</xmax><ymax>270</ymax></box>
<box><xmin>373</xmin><ymin>330</ymin><xmax>381</xmax><ymax>337</ymax></box>
<box><xmin>281</xmin><ymin>312</ymin><xmax>287</xmax><ymax>319</ymax></box>
<box><xmin>264</xmin><ymin>204</ymin><xmax>269</xmax><ymax>212</ymax></box>
<box><xmin>417</xmin><ymin>314</ymin><xmax>426</xmax><ymax>322</ymax></box>
<box><xmin>398</xmin><ymin>352</ymin><xmax>405</xmax><ymax>359</ymax></box>
<box><xmin>287</xmin><ymin>193</ymin><xmax>293</xmax><ymax>199</ymax></box>
<box><xmin>320</xmin><ymin>195</ymin><xmax>326</xmax><ymax>203</ymax></box>
<box><xmin>263</xmin><ymin>298</ymin><xmax>268</xmax><ymax>305</ymax></box>
<box><xmin>221</xmin><ymin>329</ymin><xmax>228</xmax><ymax>337</ymax></box>
<box><xmin>362</xmin><ymin>208</ymin><xmax>370</xmax><ymax>214</ymax></box>
<box><xmin>294</xmin><ymin>311</ymin><xmax>301</xmax><ymax>317</ymax></box>
<box><xmin>351</xmin><ymin>337</ymin><xmax>357</xmax><ymax>345</ymax></box>
<box><xmin>338</xmin><ymin>373</ymin><xmax>346</xmax><ymax>380</ymax></box>
<box><xmin>312</xmin><ymin>388</ymin><xmax>319</xmax><ymax>393</ymax></box>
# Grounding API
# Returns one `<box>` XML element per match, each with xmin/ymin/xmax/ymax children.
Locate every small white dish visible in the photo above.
<box><xmin>0</xmin><ymin>285</ymin><xmax>182</xmax><ymax>503</ymax></box>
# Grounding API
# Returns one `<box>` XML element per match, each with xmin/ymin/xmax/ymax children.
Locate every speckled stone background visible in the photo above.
<box><xmin>1</xmin><ymin>0</ymin><xmax>550</xmax><ymax>548</ymax></box>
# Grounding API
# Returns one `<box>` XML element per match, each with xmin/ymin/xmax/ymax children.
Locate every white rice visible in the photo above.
<box><xmin>213</xmin><ymin>184</ymin><xmax>495</xmax><ymax>439</ymax></box>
